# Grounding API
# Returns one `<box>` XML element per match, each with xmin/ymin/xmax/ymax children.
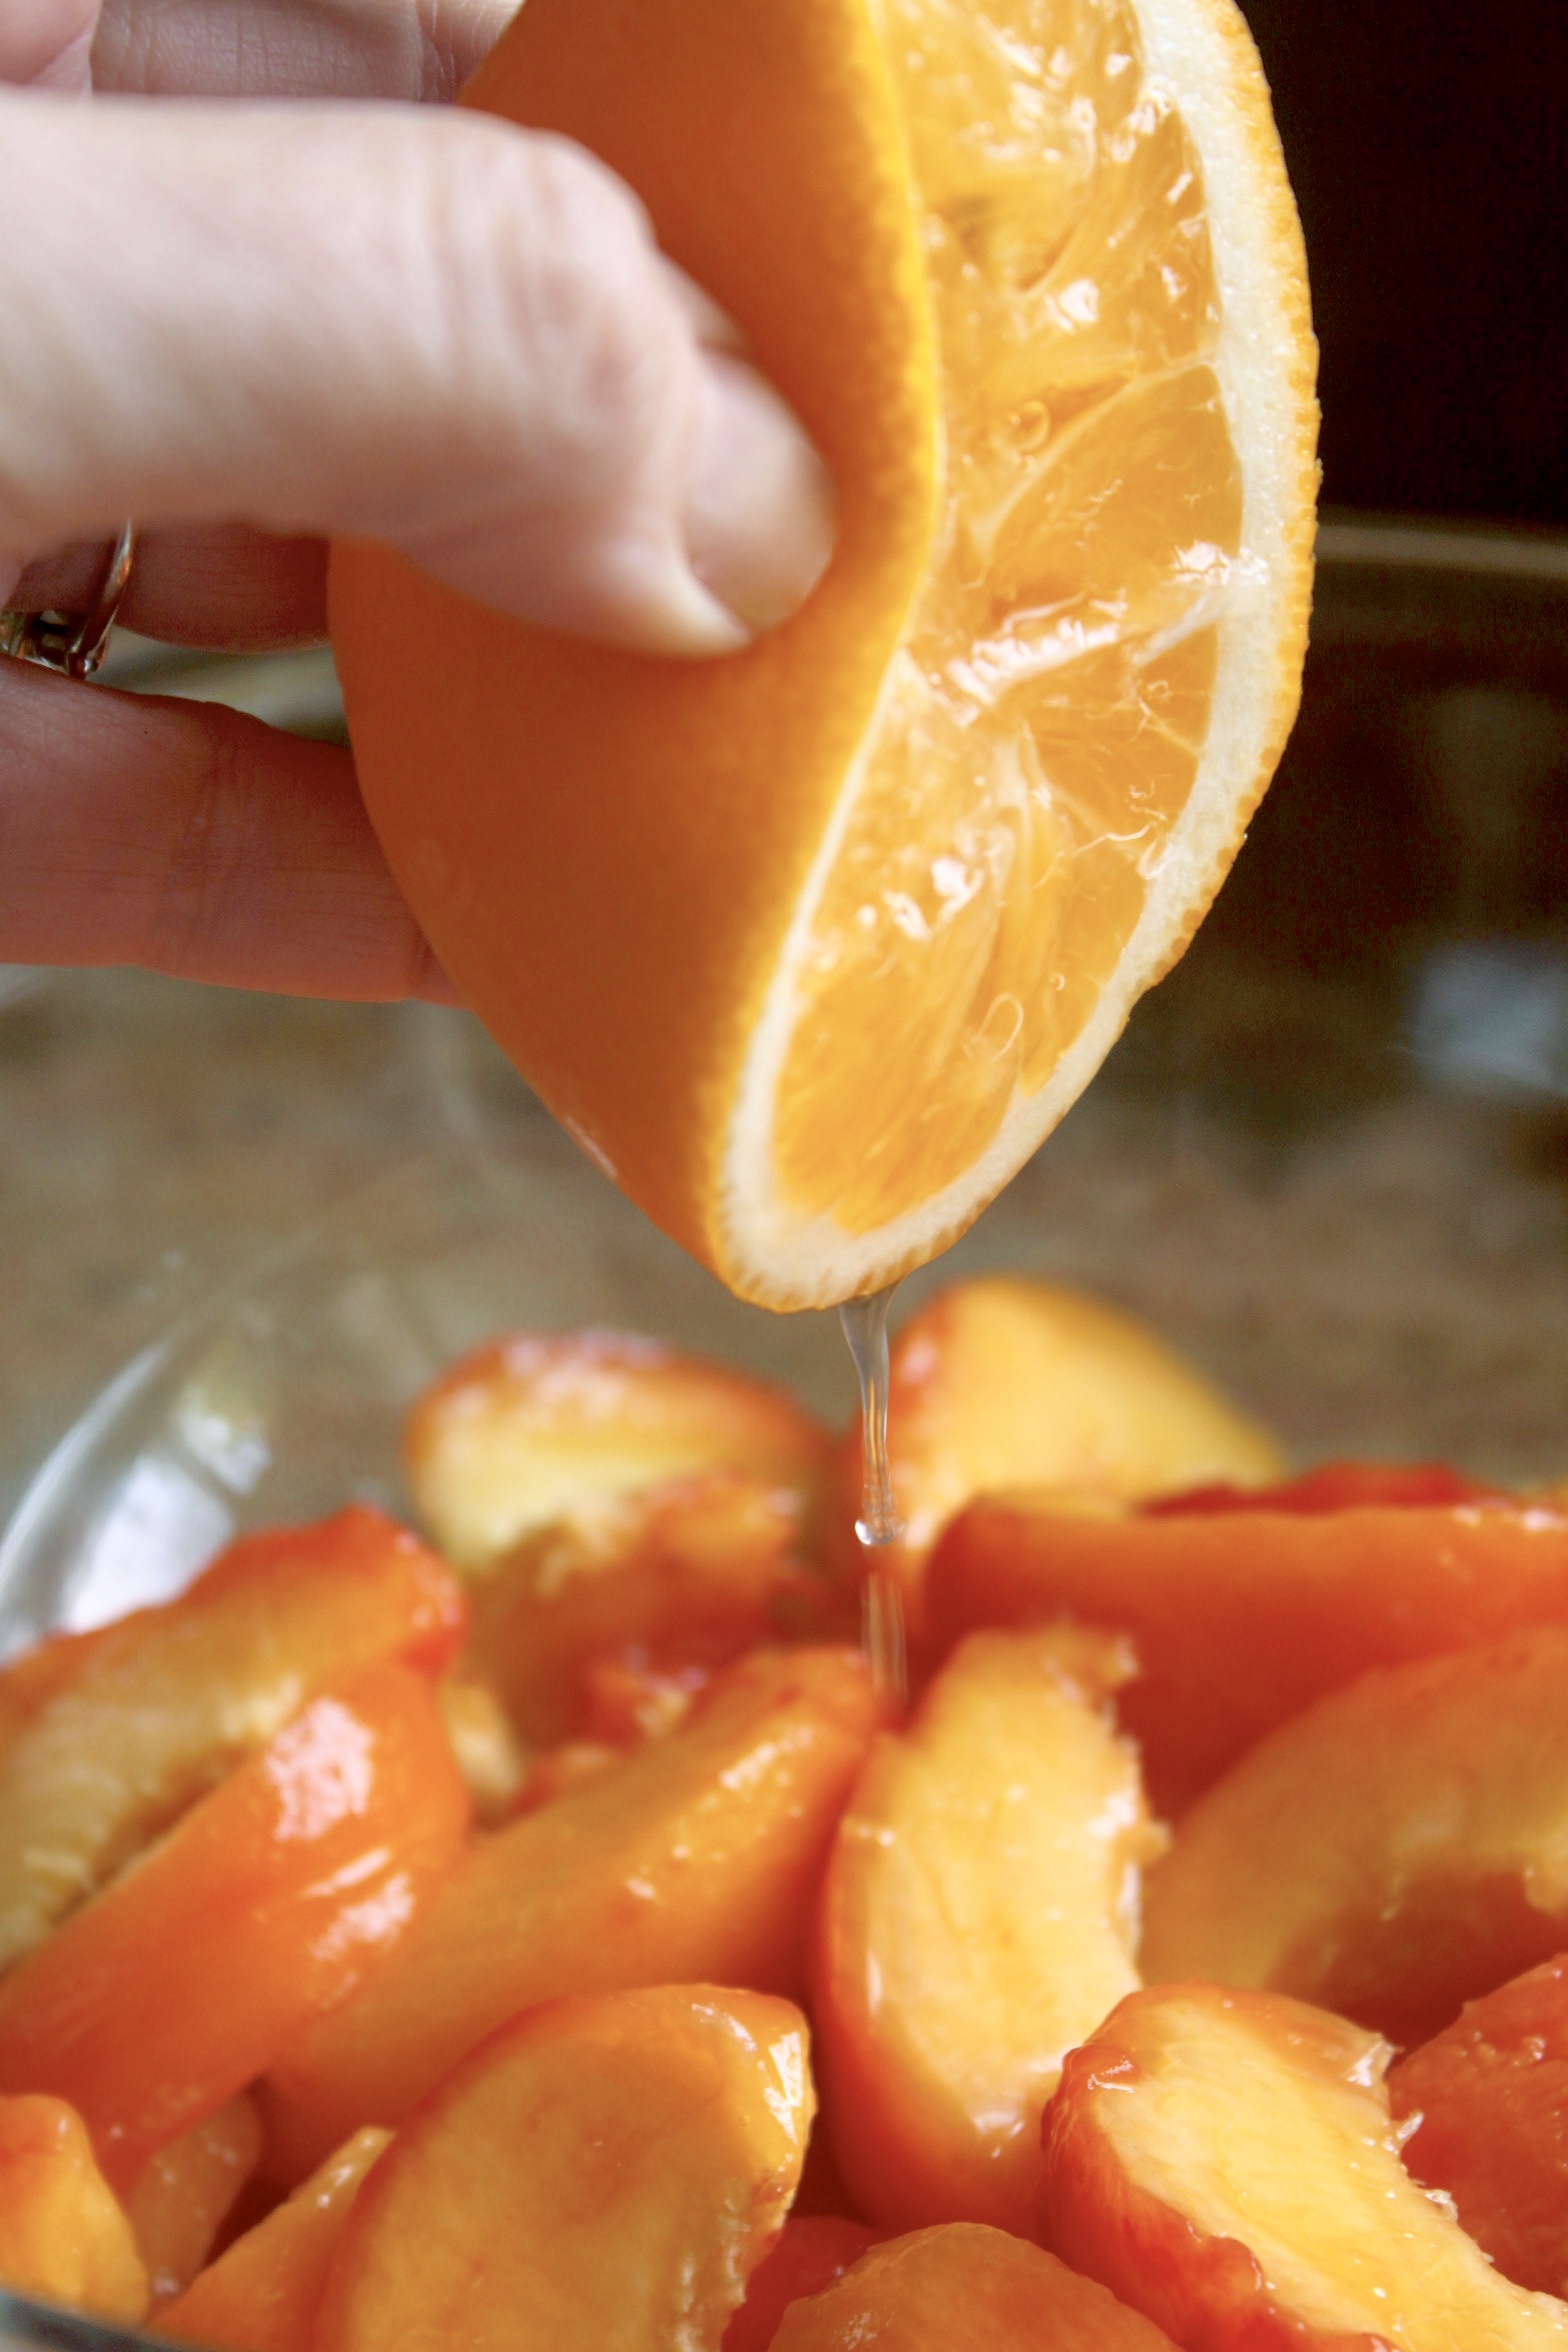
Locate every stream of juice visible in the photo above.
<box><xmin>839</xmin><ymin>1285</ymin><xmax>908</xmax><ymax>1705</ymax></box>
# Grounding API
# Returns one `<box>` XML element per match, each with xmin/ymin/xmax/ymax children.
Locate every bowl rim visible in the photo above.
<box><xmin>1317</xmin><ymin>506</ymin><xmax>1568</xmax><ymax>584</ymax></box>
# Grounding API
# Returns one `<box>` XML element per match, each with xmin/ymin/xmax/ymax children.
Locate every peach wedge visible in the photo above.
<box><xmin>723</xmin><ymin>2216</ymin><xmax>882</xmax><ymax>2352</ymax></box>
<box><xmin>771</xmin><ymin>2223</ymin><xmax>1177</xmax><ymax>2352</ymax></box>
<box><xmin>816</xmin><ymin>1625</ymin><xmax>1162</xmax><ymax>2232</ymax></box>
<box><xmin>159</xmin><ymin>2127</ymin><xmax>392</xmax><ymax>2352</ymax></box>
<box><xmin>314</xmin><ymin>1986</ymin><xmax>812</xmax><ymax>2352</ymax></box>
<box><xmin>0</xmin><ymin>1505</ymin><xmax>462</xmax><ymax>1970</ymax></box>
<box><xmin>1142</xmin><ymin>1626</ymin><xmax>1568</xmax><ymax>2044</ymax></box>
<box><xmin>0</xmin><ymin>2093</ymin><xmax>148</xmax><ymax>2324</ymax></box>
<box><xmin>124</xmin><ymin>2092</ymin><xmax>262</xmax><ymax>2303</ymax></box>
<box><xmin>1390</xmin><ymin>1954</ymin><xmax>1568</xmax><ymax>2297</ymax></box>
<box><xmin>404</xmin><ymin>1331</ymin><xmax>829</xmax><ymax>1572</ymax></box>
<box><xmin>1043</xmin><ymin>1982</ymin><xmax>1568</xmax><ymax>2351</ymax></box>
<box><xmin>928</xmin><ymin>1488</ymin><xmax>1568</xmax><ymax>1813</ymax></box>
<box><xmin>263</xmin><ymin>1646</ymin><xmax>878</xmax><ymax>2174</ymax></box>
<box><xmin>467</xmin><ymin>1471</ymin><xmax>834</xmax><ymax>1745</ymax></box>
<box><xmin>0</xmin><ymin>1664</ymin><xmax>469</xmax><ymax>2191</ymax></box>
<box><xmin>825</xmin><ymin>1278</ymin><xmax>1280</xmax><ymax>1632</ymax></box>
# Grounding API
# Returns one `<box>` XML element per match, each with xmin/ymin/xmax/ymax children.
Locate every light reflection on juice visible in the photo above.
<box><xmin>839</xmin><ymin>1285</ymin><xmax>909</xmax><ymax>1705</ymax></box>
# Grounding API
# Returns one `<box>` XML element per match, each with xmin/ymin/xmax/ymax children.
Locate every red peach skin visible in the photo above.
<box><xmin>1141</xmin><ymin>1627</ymin><xmax>1568</xmax><ymax>2044</ymax></box>
<box><xmin>723</xmin><ymin>2216</ymin><xmax>882</xmax><ymax>2352</ymax></box>
<box><xmin>823</xmin><ymin>1277</ymin><xmax>1281</xmax><ymax>1638</ymax></box>
<box><xmin>1390</xmin><ymin>1954</ymin><xmax>1568</xmax><ymax>2297</ymax></box>
<box><xmin>0</xmin><ymin>1664</ymin><xmax>470</xmax><ymax>2190</ymax></box>
<box><xmin>1042</xmin><ymin>1983</ymin><xmax>1568</xmax><ymax>2351</ymax></box>
<box><xmin>928</xmin><ymin>1490</ymin><xmax>1568</xmax><ymax>1814</ymax></box>
<box><xmin>1144</xmin><ymin>1460</ymin><xmax>1505</xmax><ymax>1514</ymax></box>
<box><xmin>0</xmin><ymin>1505</ymin><xmax>463</xmax><ymax>1970</ymax></box>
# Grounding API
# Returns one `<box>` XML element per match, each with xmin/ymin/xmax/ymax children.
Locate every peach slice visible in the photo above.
<box><xmin>125</xmin><ymin>2091</ymin><xmax>262</xmax><ymax>2304</ymax></box>
<box><xmin>816</xmin><ymin>1626</ymin><xmax>1163</xmax><ymax>2233</ymax></box>
<box><xmin>1146</xmin><ymin>1459</ymin><xmax>1508</xmax><ymax>1514</ymax></box>
<box><xmin>159</xmin><ymin>2128</ymin><xmax>391</xmax><ymax>2352</ymax></box>
<box><xmin>824</xmin><ymin>1278</ymin><xmax>1281</xmax><ymax>1632</ymax></box>
<box><xmin>0</xmin><ymin>1622</ymin><xmax>118</xmax><ymax>1744</ymax></box>
<box><xmin>0</xmin><ymin>1663</ymin><xmax>470</xmax><ymax>2192</ymax></box>
<box><xmin>1141</xmin><ymin>1627</ymin><xmax>1568</xmax><ymax>2044</ymax></box>
<box><xmin>404</xmin><ymin>1330</ymin><xmax>830</xmax><ymax>1572</ymax></box>
<box><xmin>0</xmin><ymin>2093</ymin><xmax>148</xmax><ymax>2323</ymax></box>
<box><xmin>262</xmin><ymin>1645</ymin><xmax>878</xmax><ymax>2176</ymax></box>
<box><xmin>1389</xmin><ymin>1954</ymin><xmax>1568</xmax><ymax>2296</ymax></box>
<box><xmin>1042</xmin><ymin>1982</ymin><xmax>1568</xmax><ymax>2351</ymax></box>
<box><xmin>928</xmin><ymin>1490</ymin><xmax>1568</xmax><ymax>1814</ymax></box>
<box><xmin>468</xmin><ymin>1471</ymin><xmax>840</xmax><ymax>1745</ymax></box>
<box><xmin>510</xmin><ymin>1737</ymin><xmax>625</xmax><ymax>1814</ymax></box>
<box><xmin>314</xmin><ymin>1986</ymin><xmax>812</xmax><ymax>2352</ymax></box>
<box><xmin>770</xmin><ymin>2222</ymin><xmax>1177</xmax><ymax>2352</ymax></box>
<box><xmin>723</xmin><ymin>2216</ymin><xmax>882</xmax><ymax>2352</ymax></box>
<box><xmin>0</xmin><ymin>1505</ymin><xmax>463</xmax><ymax>1970</ymax></box>
<box><xmin>433</xmin><ymin>1673</ymin><xmax>529</xmax><ymax>1824</ymax></box>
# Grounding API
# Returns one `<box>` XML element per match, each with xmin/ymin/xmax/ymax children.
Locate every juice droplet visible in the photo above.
<box><xmin>840</xmin><ymin>1284</ymin><xmax>908</xmax><ymax>1705</ymax></box>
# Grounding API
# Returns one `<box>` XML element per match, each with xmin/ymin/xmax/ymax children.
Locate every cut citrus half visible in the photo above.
<box><xmin>331</xmin><ymin>0</ymin><xmax>1317</xmax><ymax>1310</ymax></box>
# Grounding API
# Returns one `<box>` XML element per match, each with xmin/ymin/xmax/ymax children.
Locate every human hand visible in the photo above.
<box><xmin>0</xmin><ymin>0</ymin><xmax>835</xmax><ymax>1002</ymax></box>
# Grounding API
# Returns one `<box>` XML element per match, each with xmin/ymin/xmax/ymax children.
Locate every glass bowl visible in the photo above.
<box><xmin>3</xmin><ymin>512</ymin><xmax>1568</xmax><ymax>2346</ymax></box>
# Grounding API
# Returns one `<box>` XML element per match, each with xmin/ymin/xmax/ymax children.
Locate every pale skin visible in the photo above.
<box><xmin>0</xmin><ymin>0</ymin><xmax>835</xmax><ymax>1000</ymax></box>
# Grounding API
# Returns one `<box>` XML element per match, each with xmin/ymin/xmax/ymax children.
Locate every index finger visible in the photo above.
<box><xmin>0</xmin><ymin>656</ymin><xmax>457</xmax><ymax>1001</ymax></box>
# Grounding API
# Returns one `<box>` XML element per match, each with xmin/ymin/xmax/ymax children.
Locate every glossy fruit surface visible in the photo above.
<box><xmin>0</xmin><ymin>1665</ymin><xmax>469</xmax><ymax>2190</ymax></box>
<box><xmin>1391</xmin><ymin>1954</ymin><xmax>1568</xmax><ymax>2298</ymax></box>
<box><xmin>723</xmin><ymin>2215</ymin><xmax>883</xmax><ymax>2352</ymax></box>
<box><xmin>467</xmin><ymin>1471</ymin><xmax>834</xmax><ymax>1745</ymax></box>
<box><xmin>314</xmin><ymin>1986</ymin><xmax>812</xmax><ymax>2352</ymax></box>
<box><xmin>1141</xmin><ymin>1627</ymin><xmax>1568</xmax><ymax>2043</ymax></box>
<box><xmin>929</xmin><ymin>1488</ymin><xmax>1568</xmax><ymax>1812</ymax></box>
<box><xmin>816</xmin><ymin>1626</ymin><xmax>1160</xmax><ymax>2232</ymax></box>
<box><xmin>1043</xmin><ymin>1982</ymin><xmax>1568</xmax><ymax>2351</ymax></box>
<box><xmin>124</xmin><ymin>2093</ymin><xmax>261</xmax><ymax>2304</ymax></box>
<box><xmin>333</xmin><ymin>0</ymin><xmax>1315</xmax><ymax>1308</ymax></box>
<box><xmin>405</xmin><ymin>1331</ymin><xmax>827</xmax><ymax>1572</ymax></box>
<box><xmin>771</xmin><ymin>2221</ymin><xmax>1178</xmax><ymax>2351</ymax></box>
<box><xmin>263</xmin><ymin>1645</ymin><xmax>878</xmax><ymax>2173</ymax></box>
<box><xmin>0</xmin><ymin>2093</ymin><xmax>148</xmax><ymax>2324</ymax></box>
<box><xmin>826</xmin><ymin>1276</ymin><xmax>1281</xmax><ymax>1629</ymax></box>
<box><xmin>0</xmin><ymin>1505</ymin><xmax>462</xmax><ymax>1971</ymax></box>
<box><xmin>158</xmin><ymin>2128</ymin><xmax>391</xmax><ymax>2352</ymax></box>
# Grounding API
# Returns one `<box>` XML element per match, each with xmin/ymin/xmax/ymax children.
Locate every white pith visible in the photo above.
<box><xmin>718</xmin><ymin>0</ymin><xmax>1316</xmax><ymax>1312</ymax></box>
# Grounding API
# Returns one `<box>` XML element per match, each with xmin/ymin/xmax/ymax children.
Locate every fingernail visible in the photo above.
<box><xmin>682</xmin><ymin>351</ymin><xmax>836</xmax><ymax>638</ymax></box>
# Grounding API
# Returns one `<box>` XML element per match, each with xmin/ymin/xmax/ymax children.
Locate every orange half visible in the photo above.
<box><xmin>332</xmin><ymin>0</ymin><xmax>1317</xmax><ymax>1309</ymax></box>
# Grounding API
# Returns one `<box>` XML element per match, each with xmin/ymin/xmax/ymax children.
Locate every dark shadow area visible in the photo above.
<box><xmin>1238</xmin><ymin>0</ymin><xmax>1568</xmax><ymax>526</ymax></box>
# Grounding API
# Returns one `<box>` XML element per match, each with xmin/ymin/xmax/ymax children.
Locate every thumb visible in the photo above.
<box><xmin>0</xmin><ymin>92</ymin><xmax>835</xmax><ymax>653</ymax></box>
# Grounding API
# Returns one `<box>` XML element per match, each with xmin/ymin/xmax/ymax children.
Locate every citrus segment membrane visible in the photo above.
<box><xmin>767</xmin><ymin>0</ymin><xmax>1246</xmax><ymax>1236</ymax></box>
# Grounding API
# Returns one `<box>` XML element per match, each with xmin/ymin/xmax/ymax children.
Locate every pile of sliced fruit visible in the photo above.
<box><xmin>4</xmin><ymin>1275</ymin><xmax>1568</xmax><ymax>2351</ymax></box>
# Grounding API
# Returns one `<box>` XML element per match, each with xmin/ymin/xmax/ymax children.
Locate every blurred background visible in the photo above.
<box><xmin>1242</xmin><ymin>0</ymin><xmax>1568</xmax><ymax>530</ymax></box>
<box><xmin>3</xmin><ymin>0</ymin><xmax>1568</xmax><ymax>1537</ymax></box>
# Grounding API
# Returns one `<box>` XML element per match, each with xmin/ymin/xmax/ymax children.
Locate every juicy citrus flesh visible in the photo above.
<box><xmin>331</xmin><ymin>0</ymin><xmax>1314</xmax><ymax>1310</ymax></box>
<box><xmin>772</xmin><ymin>0</ymin><xmax>1244</xmax><ymax>1233</ymax></box>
